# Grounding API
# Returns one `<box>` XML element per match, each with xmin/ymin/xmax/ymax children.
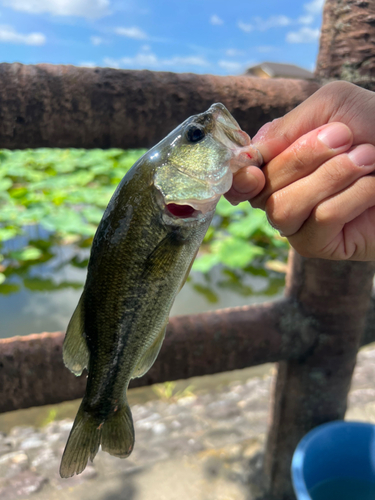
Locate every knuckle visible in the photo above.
<box><xmin>324</xmin><ymin>155</ymin><xmax>358</xmax><ymax>186</ymax></box>
<box><xmin>277</xmin><ymin>126</ymin><xmax>292</xmax><ymax>147</ymax></box>
<box><xmin>313</xmin><ymin>202</ymin><xmax>337</xmax><ymax>226</ymax></box>
<box><xmin>288</xmin><ymin>144</ymin><xmax>308</xmax><ymax>172</ymax></box>
<box><xmin>286</xmin><ymin>135</ymin><xmax>323</xmax><ymax>175</ymax></box>
<box><xmin>292</xmin><ymin>243</ymin><xmax>314</xmax><ymax>259</ymax></box>
<box><xmin>324</xmin><ymin>158</ymin><xmax>347</xmax><ymax>184</ymax></box>
<box><xmin>289</xmin><ymin>228</ymin><xmax>322</xmax><ymax>259</ymax></box>
<box><xmin>356</xmin><ymin>176</ymin><xmax>375</xmax><ymax>199</ymax></box>
<box><xmin>265</xmin><ymin>192</ymin><xmax>290</xmax><ymax>229</ymax></box>
<box><xmin>322</xmin><ymin>80</ymin><xmax>353</xmax><ymax>97</ymax></box>
<box><xmin>317</xmin><ymin>81</ymin><xmax>356</xmax><ymax>120</ymax></box>
<box><xmin>320</xmin><ymin>81</ymin><xmax>354</xmax><ymax>107</ymax></box>
<box><xmin>289</xmin><ymin>231</ymin><xmax>316</xmax><ymax>258</ymax></box>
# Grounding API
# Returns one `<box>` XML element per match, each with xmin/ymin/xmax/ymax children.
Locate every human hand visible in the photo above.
<box><xmin>226</xmin><ymin>81</ymin><xmax>375</xmax><ymax>261</ymax></box>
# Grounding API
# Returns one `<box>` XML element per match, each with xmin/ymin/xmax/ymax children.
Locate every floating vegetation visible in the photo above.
<box><xmin>0</xmin><ymin>148</ymin><xmax>289</xmax><ymax>297</ymax></box>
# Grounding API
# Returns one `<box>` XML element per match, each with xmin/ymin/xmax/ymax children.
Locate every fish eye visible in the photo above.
<box><xmin>186</xmin><ymin>125</ymin><xmax>205</xmax><ymax>143</ymax></box>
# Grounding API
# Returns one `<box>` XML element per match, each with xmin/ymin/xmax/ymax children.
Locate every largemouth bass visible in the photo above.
<box><xmin>60</xmin><ymin>103</ymin><xmax>262</xmax><ymax>478</ymax></box>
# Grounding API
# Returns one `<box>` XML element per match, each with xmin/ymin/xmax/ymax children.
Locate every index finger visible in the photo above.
<box><xmin>252</xmin><ymin>81</ymin><xmax>358</xmax><ymax>163</ymax></box>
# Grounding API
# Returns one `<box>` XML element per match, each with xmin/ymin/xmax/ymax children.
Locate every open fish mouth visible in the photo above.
<box><xmin>165</xmin><ymin>203</ymin><xmax>202</xmax><ymax>219</ymax></box>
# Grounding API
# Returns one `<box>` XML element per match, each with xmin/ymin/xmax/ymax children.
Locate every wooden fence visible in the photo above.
<box><xmin>1</xmin><ymin>0</ymin><xmax>375</xmax><ymax>498</ymax></box>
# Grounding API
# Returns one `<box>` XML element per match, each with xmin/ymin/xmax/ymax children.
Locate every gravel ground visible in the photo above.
<box><xmin>1</xmin><ymin>346</ymin><xmax>375</xmax><ymax>500</ymax></box>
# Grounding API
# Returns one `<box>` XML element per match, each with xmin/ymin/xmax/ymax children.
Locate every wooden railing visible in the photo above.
<box><xmin>1</xmin><ymin>1</ymin><xmax>375</xmax><ymax>498</ymax></box>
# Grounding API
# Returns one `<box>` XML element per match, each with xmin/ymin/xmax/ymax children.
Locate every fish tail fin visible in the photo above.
<box><xmin>101</xmin><ymin>401</ymin><xmax>134</xmax><ymax>458</ymax></box>
<box><xmin>59</xmin><ymin>400</ymin><xmax>134</xmax><ymax>478</ymax></box>
<box><xmin>59</xmin><ymin>402</ymin><xmax>101</xmax><ymax>478</ymax></box>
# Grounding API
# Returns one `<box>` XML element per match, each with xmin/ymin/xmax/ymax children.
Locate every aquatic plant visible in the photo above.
<box><xmin>0</xmin><ymin>148</ymin><xmax>289</xmax><ymax>296</ymax></box>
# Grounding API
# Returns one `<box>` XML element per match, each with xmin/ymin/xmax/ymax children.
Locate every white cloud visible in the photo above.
<box><xmin>304</xmin><ymin>0</ymin><xmax>325</xmax><ymax>15</ymax></box>
<box><xmin>218</xmin><ymin>60</ymin><xmax>242</xmax><ymax>72</ymax></box>
<box><xmin>80</xmin><ymin>61</ymin><xmax>96</xmax><ymax>67</ymax></box>
<box><xmin>163</xmin><ymin>56</ymin><xmax>208</xmax><ymax>67</ymax></box>
<box><xmin>239</xmin><ymin>4</ymin><xmax>323</xmax><ymax>35</ymax></box>
<box><xmin>1</xmin><ymin>0</ymin><xmax>110</xmax><ymax>19</ymax></box>
<box><xmin>103</xmin><ymin>57</ymin><xmax>120</xmax><ymax>69</ymax></box>
<box><xmin>238</xmin><ymin>21</ymin><xmax>253</xmax><ymax>33</ymax></box>
<box><xmin>297</xmin><ymin>0</ymin><xmax>324</xmax><ymax>25</ymax></box>
<box><xmin>210</xmin><ymin>14</ymin><xmax>223</xmax><ymax>26</ymax></box>
<box><xmin>238</xmin><ymin>15</ymin><xmax>292</xmax><ymax>33</ymax></box>
<box><xmin>255</xmin><ymin>15</ymin><xmax>292</xmax><ymax>30</ymax></box>
<box><xmin>115</xmin><ymin>26</ymin><xmax>148</xmax><ymax>40</ymax></box>
<box><xmin>218</xmin><ymin>59</ymin><xmax>257</xmax><ymax>75</ymax></box>
<box><xmin>298</xmin><ymin>14</ymin><xmax>315</xmax><ymax>25</ymax></box>
<box><xmin>0</xmin><ymin>25</ymin><xmax>46</xmax><ymax>45</ymax></box>
<box><xmin>225</xmin><ymin>49</ymin><xmax>245</xmax><ymax>57</ymax></box>
<box><xmin>256</xmin><ymin>45</ymin><xmax>276</xmax><ymax>53</ymax></box>
<box><xmin>121</xmin><ymin>52</ymin><xmax>158</xmax><ymax>67</ymax></box>
<box><xmin>90</xmin><ymin>36</ymin><xmax>104</xmax><ymax>46</ymax></box>
<box><xmin>286</xmin><ymin>26</ymin><xmax>320</xmax><ymax>43</ymax></box>
<box><xmin>103</xmin><ymin>50</ymin><xmax>209</xmax><ymax>70</ymax></box>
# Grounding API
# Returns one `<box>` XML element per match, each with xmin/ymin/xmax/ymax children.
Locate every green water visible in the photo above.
<box><xmin>310</xmin><ymin>477</ymin><xmax>375</xmax><ymax>500</ymax></box>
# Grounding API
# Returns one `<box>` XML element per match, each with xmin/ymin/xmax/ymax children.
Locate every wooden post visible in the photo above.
<box><xmin>264</xmin><ymin>252</ymin><xmax>375</xmax><ymax>499</ymax></box>
<box><xmin>316</xmin><ymin>0</ymin><xmax>375</xmax><ymax>85</ymax></box>
<box><xmin>263</xmin><ymin>1</ymin><xmax>375</xmax><ymax>497</ymax></box>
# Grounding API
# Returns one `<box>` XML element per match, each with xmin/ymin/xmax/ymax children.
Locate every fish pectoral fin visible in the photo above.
<box><xmin>178</xmin><ymin>248</ymin><xmax>198</xmax><ymax>293</ymax></box>
<box><xmin>142</xmin><ymin>230</ymin><xmax>183</xmax><ymax>279</ymax></box>
<box><xmin>131</xmin><ymin>323</ymin><xmax>167</xmax><ymax>379</ymax></box>
<box><xmin>62</xmin><ymin>293</ymin><xmax>90</xmax><ymax>376</ymax></box>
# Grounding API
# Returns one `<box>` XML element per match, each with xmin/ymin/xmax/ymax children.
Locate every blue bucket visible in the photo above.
<box><xmin>291</xmin><ymin>421</ymin><xmax>375</xmax><ymax>500</ymax></box>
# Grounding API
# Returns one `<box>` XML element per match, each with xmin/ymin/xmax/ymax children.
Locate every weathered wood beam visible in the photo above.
<box><xmin>0</xmin><ymin>63</ymin><xmax>320</xmax><ymax>150</ymax></box>
<box><xmin>0</xmin><ymin>298</ymin><xmax>301</xmax><ymax>413</ymax></box>
<box><xmin>1</xmin><ymin>289</ymin><xmax>375</xmax><ymax>415</ymax></box>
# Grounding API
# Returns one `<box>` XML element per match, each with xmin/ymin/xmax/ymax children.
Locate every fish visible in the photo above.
<box><xmin>59</xmin><ymin>103</ymin><xmax>263</xmax><ymax>478</ymax></box>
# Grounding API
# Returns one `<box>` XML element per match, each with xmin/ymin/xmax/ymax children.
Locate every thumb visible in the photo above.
<box><xmin>252</xmin><ymin>81</ymin><xmax>359</xmax><ymax>164</ymax></box>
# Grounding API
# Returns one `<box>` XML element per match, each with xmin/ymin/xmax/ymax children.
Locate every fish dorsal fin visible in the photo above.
<box><xmin>63</xmin><ymin>293</ymin><xmax>90</xmax><ymax>376</ymax></box>
<box><xmin>131</xmin><ymin>322</ymin><xmax>167</xmax><ymax>379</ymax></box>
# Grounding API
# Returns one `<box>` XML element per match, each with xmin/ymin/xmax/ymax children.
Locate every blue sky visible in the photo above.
<box><xmin>0</xmin><ymin>0</ymin><xmax>324</xmax><ymax>75</ymax></box>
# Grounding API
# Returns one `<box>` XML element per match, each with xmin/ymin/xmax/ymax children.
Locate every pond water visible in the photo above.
<box><xmin>0</xmin><ymin>230</ymin><xmax>285</xmax><ymax>338</ymax></box>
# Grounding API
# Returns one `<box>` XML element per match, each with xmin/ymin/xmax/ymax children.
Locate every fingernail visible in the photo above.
<box><xmin>317</xmin><ymin>123</ymin><xmax>352</xmax><ymax>150</ymax></box>
<box><xmin>233</xmin><ymin>170</ymin><xmax>259</xmax><ymax>194</ymax></box>
<box><xmin>348</xmin><ymin>145</ymin><xmax>375</xmax><ymax>167</ymax></box>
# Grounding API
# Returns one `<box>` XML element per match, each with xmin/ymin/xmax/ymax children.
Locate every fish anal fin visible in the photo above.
<box><xmin>63</xmin><ymin>293</ymin><xmax>90</xmax><ymax>376</ymax></box>
<box><xmin>101</xmin><ymin>402</ymin><xmax>134</xmax><ymax>458</ymax></box>
<box><xmin>132</xmin><ymin>323</ymin><xmax>167</xmax><ymax>379</ymax></box>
